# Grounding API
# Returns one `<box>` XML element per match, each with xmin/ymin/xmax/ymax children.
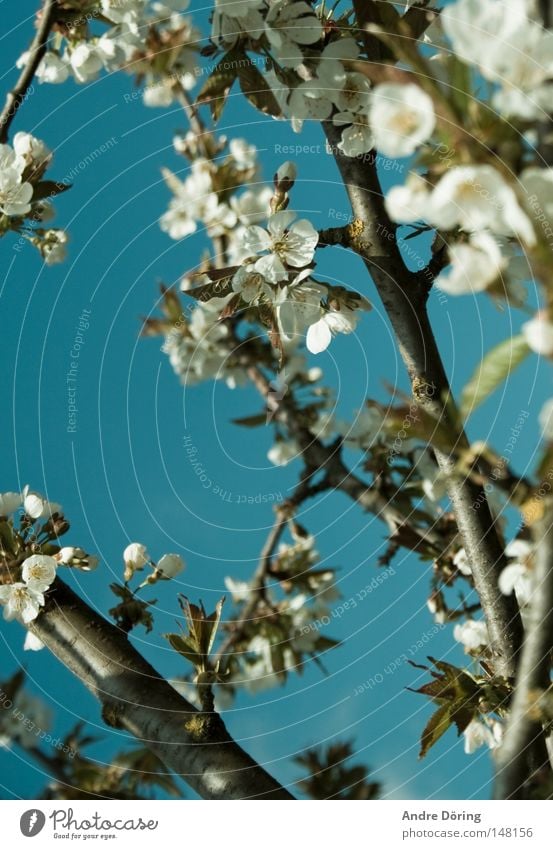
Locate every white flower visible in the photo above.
<box><xmin>232</xmin><ymin>267</ymin><xmax>272</xmax><ymax>305</ymax></box>
<box><xmin>156</xmin><ymin>553</ymin><xmax>185</xmax><ymax>578</ymax></box>
<box><xmin>335</xmin><ymin>112</ymin><xmax>374</xmax><ymax>157</ymax></box>
<box><xmin>288</xmin><ymin>80</ymin><xmax>335</xmax><ymax>122</ymax></box>
<box><xmin>429</xmin><ymin>165</ymin><xmax>535</xmax><ymax>244</ymax></box>
<box><xmin>499</xmin><ymin>563</ymin><xmax>532</xmax><ymax>606</ymax></box>
<box><xmin>160</xmin><ymin>197</ymin><xmax>197</xmax><ymax>239</ymax></box>
<box><xmin>453</xmin><ymin>547</ymin><xmax>473</xmax><ymax>576</ymax></box>
<box><xmin>229</xmin><ymin>138</ymin><xmax>257</xmax><ymax>170</ymax></box>
<box><xmin>23</xmin><ymin>631</ymin><xmax>45</xmax><ymax>652</ymax></box>
<box><xmin>539</xmin><ymin>399</ymin><xmax>553</xmax><ymax>441</ymax></box>
<box><xmin>55</xmin><ymin>547</ymin><xmax>98</xmax><ymax>571</ymax></box>
<box><xmin>436</xmin><ymin>232</ymin><xmax>506</xmax><ymax>295</ymax></box>
<box><xmin>0</xmin><ymin>143</ymin><xmax>25</xmax><ymax>174</ymax></box>
<box><xmin>21</xmin><ymin>554</ymin><xmax>57</xmax><ymax>591</ymax></box>
<box><xmin>230</xmin><ymin>187</ymin><xmax>272</xmax><ymax>226</ymax></box>
<box><xmin>36</xmin><ymin>51</ymin><xmax>70</xmax><ymax>84</ymax></box>
<box><xmin>385</xmin><ymin>172</ymin><xmax>430</xmax><ymax>223</ymax></box>
<box><xmin>369</xmin><ymin>83</ymin><xmax>436</xmax><ymax>158</ymax></box>
<box><xmin>22</xmin><ymin>487</ymin><xmax>62</xmax><ymax>520</ymax></box>
<box><xmin>101</xmin><ymin>0</ymin><xmax>145</xmax><ymax>24</ymax></box>
<box><xmin>0</xmin><ymin>583</ymin><xmax>44</xmax><ymax>624</ymax></box>
<box><xmin>265</xmin><ymin>0</ymin><xmax>323</xmax><ymax>69</ymax></box>
<box><xmin>522</xmin><ymin>313</ymin><xmax>553</xmax><ymax>356</ymax></box>
<box><xmin>306</xmin><ymin>306</ymin><xmax>358</xmax><ymax>354</ymax></box>
<box><xmin>13</xmin><ymin>132</ymin><xmax>50</xmax><ymax>168</ymax></box>
<box><xmin>224</xmin><ymin>577</ymin><xmax>251</xmax><ymax>602</ymax></box>
<box><xmin>505</xmin><ymin>538</ymin><xmax>532</xmax><ymax>561</ymax></box>
<box><xmin>463</xmin><ymin>718</ymin><xmax>498</xmax><ymax>754</ymax></box>
<box><xmin>337</xmin><ymin>407</ymin><xmax>381</xmax><ymax>449</ymax></box>
<box><xmin>268</xmin><ymin>440</ymin><xmax>300</xmax><ymax>466</ymax></box>
<box><xmin>0</xmin><ymin>168</ymin><xmax>33</xmax><ymax>216</ymax></box>
<box><xmin>242</xmin><ymin>211</ymin><xmax>318</xmax><ymax>283</ymax></box>
<box><xmin>123</xmin><ymin>542</ymin><xmax>150</xmax><ymax>572</ymax></box>
<box><xmin>334</xmin><ymin>72</ymin><xmax>372</xmax><ymax>115</ymax></box>
<box><xmin>212</xmin><ymin>0</ymin><xmax>265</xmax><ymax>44</ymax></box>
<box><xmin>70</xmin><ymin>42</ymin><xmax>105</xmax><ymax>83</ymax></box>
<box><xmin>453</xmin><ymin>619</ymin><xmax>489</xmax><ymax>652</ymax></box>
<box><xmin>0</xmin><ymin>491</ymin><xmax>22</xmax><ymax>515</ymax></box>
<box><xmin>442</xmin><ymin>0</ymin><xmax>553</xmax><ymax>120</ymax></box>
<box><xmin>143</xmin><ymin>81</ymin><xmax>175</xmax><ymax>107</ymax></box>
<box><xmin>274</xmin><ymin>277</ymin><xmax>326</xmax><ymax>341</ymax></box>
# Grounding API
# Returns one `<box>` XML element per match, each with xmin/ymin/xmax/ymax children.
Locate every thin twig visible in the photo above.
<box><xmin>215</xmin><ymin>473</ymin><xmax>325</xmax><ymax>665</ymax></box>
<box><xmin>0</xmin><ymin>0</ymin><xmax>58</xmax><ymax>143</ymax></box>
<box><xmin>494</xmin><ymin>505</ymin><xmax>553</xmax><ymax>799</ymax></box>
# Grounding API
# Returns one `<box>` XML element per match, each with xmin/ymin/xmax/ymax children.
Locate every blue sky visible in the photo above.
<box><xmin>0</xmin><ymin>1</ymin><xmax>549</xmax><ymax>800</ymax></box>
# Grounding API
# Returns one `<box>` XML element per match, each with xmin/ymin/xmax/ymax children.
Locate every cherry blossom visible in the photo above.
<box><xmin>442</xmin><ymin>0</ymin><xmax>553</xmax><ymax>119</ymax></box>
<box><xmin>241</xmin><ymin>211</ymin><xmax>318</xmax><ymax>283</ymax></box>
<box><xmin>369</xmin><ymin>83</ymin><xmax>436</xmax><ymax>158</ymax></box>
<box><xmin>123</xmin><ymin>543</ymin><xmax>150</xmax><ymax>574</ymax></box>
<box><xmin>436</xmin><ymin>232</ymin><xmax>506</xmax><ymax>295</ymax></box>
<box><xmin>212</xmin><ymin>0</ymin><xmax>265</xmax><ymax>45</ymax></box>
<box><xmin>156</xmin><ymin>553</ymin><xmax>186</xmax><ymax>578</ymax></box>
<box><xmin>22</xmin><ymin>486</ymin><xmax>62</xmax><ymax>520</ymax></box>
<box><xmin>264</xmin><ymin>1</ymin><xmax>323</xmax><ymax>69</ymax></box>
<box><xmin>453</xmin><ymin>619</ymin><xmax>489</xmax><ymax>653</ymax></box>
<box><xmin>463</xmin><ymin>718</ymin><xmax>502</xmax><ymax>754</ymax></box>
<box><xmin>522</xmin><ymin>313</ymin><xmax>553</xmax><ymax>356</ymax></box>
<box><xmin>267</xmin><ymin>440</ymin><xmax>300</xmax><ymax>466</ymax></box>
<box><xmin>0</xmin><ymin>583</ymin><xmax>45</xmax><ymax>624</ymax></box>
<box><xmin>21</xmin><ymin>555</ymin><xmax>57</xmax><ymax>592</ymax></box>
<box><xmin>0</xmin><ymin>491</ymin><xmax>22</xmax><ymax>516</ymax></box>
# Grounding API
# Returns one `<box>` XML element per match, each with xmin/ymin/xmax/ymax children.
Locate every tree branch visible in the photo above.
<box><xmin>0</xmin><ymin>0</ymin><xmax>58</xmax><ymax>143</ymax></box>
<box><xmin>323</xmin><ymin>120</ymin><xmax>523</xmax><ymax>679</ymax></box>
<box><xmin>29</xmin><ymin>577</ymin><xmax>294</xmax><ymax>800</ymax></box>
<box><xmin>494</xmin><ymin>507</ymin><xmax>553</xmax><ymax>799</ymax></box>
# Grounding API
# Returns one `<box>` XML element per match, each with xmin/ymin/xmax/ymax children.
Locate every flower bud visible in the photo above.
<box><xmin>156</xmin><ymin>553</ymin><xmax>186</xmax><ymax>579</ymax></box>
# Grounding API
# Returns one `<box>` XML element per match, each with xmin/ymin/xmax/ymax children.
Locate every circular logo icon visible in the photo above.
<box><xmin>20</xmin><ymin>810</ymin><xmax>46</xmax><ymax>837</ymax></box>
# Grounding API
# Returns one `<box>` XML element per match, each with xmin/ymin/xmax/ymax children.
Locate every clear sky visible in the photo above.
<box><xmin>0</xmin><ymin>1</ymin><xmax>549</xmax><ymax>800</ymax></box>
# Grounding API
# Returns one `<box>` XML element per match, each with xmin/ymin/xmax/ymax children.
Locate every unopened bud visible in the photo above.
<box><xmin>275</xmin><ymin>161</ymin><xmax>297</xmax><ymax>191</ymax></box>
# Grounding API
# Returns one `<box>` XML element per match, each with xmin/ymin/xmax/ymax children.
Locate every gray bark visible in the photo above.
<box><xmin>324</xmin><ymin>123</ymin><xmax>523</xmax><ymax>679</ymax></box>
<box><xmin>30</xmin><ymin>578</ymin><xmax>294</xmax><ymax>800</ymax></box>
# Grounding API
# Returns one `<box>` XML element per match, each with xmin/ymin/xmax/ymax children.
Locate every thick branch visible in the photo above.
<box><xmin>0</xmin><ymin>0</ymin><xmax>58</xmax><ymax>143</ymax></box>
<box><xmin>323</xmin><ymin>121</ymin><xmax>523</xmax><ymax>679</ymax></box>
<box><xmin>494</xmin><ymin>509</ymin><xmax>553</xmax><ymax>799</ymax></box>
<box><xmin>29</xmin><ymin>577</ymin><xmax>294</xmax><ymax>800</ymax></box>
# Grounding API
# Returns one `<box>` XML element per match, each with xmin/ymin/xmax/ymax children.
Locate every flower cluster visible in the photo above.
<box><xmin>21</xmin><ymin>0</ymin><xmax>201</xmax><ymax>107</ymax></box>
<box><xmin>160</xmin><ymin>134</ymin><xmax>270</xmax><ymax>241</ymax></box>
<box><xmin>202</xmin><ymin>4</ymin><xmax>439</xmax><ymax>158</ymax></box>
<box><xmin>0</xmin><ymin>488</ymin><xmax>97</xmax><ymax>634</ymax></box>
<box><xmin>122</xmin><ymin>541</ymin><xmax>185</xmax><ymax>584</ymax></box>
<box><xmin>157</xmin><ymin>143</ymin><xmax>371</xmax><ymax>358</ymax></box>
<box><xmin>223</xmin><ymin>532</ymin><xmax>340</xmax><ymax>694</ymax></box>
<box><xmin>441</xmin><ymin>0</ymin><xmax>553</xmax><ymax>121</ymax></box>
<box><xmin>0</xmin><ymin>133</ymin><xmax>68</xmax><ymax>262</ymax></box>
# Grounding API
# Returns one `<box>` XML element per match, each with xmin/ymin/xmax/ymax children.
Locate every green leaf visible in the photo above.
<box><xmin>165</xmin><ymin>632</ymin><xmax>202</xmax><ymax>668</ymax></box>
<box><xmin>460</xmin><ymin>335</ymin><xmax>531</xmax><ymax>418</ymax></box>
<box><xmin>232</xmin><ymin>412</ymin><xmax>269</xmax><ymax>428</ymax></box>
<box><xmin>197</xmin><ymin>47</ymin><xmax>242</xmax><ymax>122</ymax></box>
<box><xmin>419</xmin><ymin>703</ymin><xmax>452</xmax><ymax>758</ymax></box>
<box><xmin>238</xmin><ymin>61</ymin><xmax>283</xmax><ymax>118</ymax></box>
<box><xmin>32</xmin><ymin>180</ymin><xmax>71</xmax><ymax>201</ymax></box>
